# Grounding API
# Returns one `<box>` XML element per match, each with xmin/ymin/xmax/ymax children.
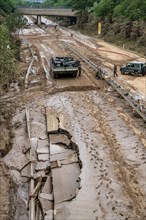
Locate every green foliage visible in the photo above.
<box><xmin>47</xmin><ymin>0</ymin><xmax>146</xmax><ymax>20</ymax></box>
<box><xmin>0</xmin><ymin>24</ymin><xmax>18</xmax><ymax>88</ymax></box>
<box><xmin>0</xmin><ymin>0</ymin><xmax>14</xmax><ymax>13</ymax></box>
<box><xmin>0</xmin><ymin>0</ymin><xmax>26</xmax><ymax>89</ymax></box>
<box><xmin>42</xmin><ymin>0</ymin><xmax>57</xmax><ymax>7</ymax></box>
<box><xmin>114</xmin><ymin>0</ymin><xmax>146</xmax><ymax>20</ymax></box>
<box><xmin>6</xmin><ymin>12</ymin><xmax>26</xmax><ymax>33</ymax></box>
<box><xmin>54</xmin><ymin>0</ymin><xmax>73</xmax><ymax>7</ymax></box>
<box><xmin>89</xmin><ymin>1</ymin><xmax>100</xmax><ymax>13</ymax></box>
<box><xmin>11</xmin><ymin>0</ymin><xmax>146</xmax><ymax>20</ymax></box>
<box><xmin>94</xmin><ymin>0</ymin><xmax>115</xmax><ymax>18</ymax></box>
<box><xmin>71</xmin><ymin>0</ymin><xmax>95</xmax><ymax>11</ymax></box>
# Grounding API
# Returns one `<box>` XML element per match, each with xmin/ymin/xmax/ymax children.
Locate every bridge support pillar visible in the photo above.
<box><xmin>69</xmin><ymin>17</ymin><xmax>77</xmax><ymax>25</ymax></box>
<box><xmin>37</xmin><ymin>15</ymin><xmax>41</xmax><ymax>25</ymax></box>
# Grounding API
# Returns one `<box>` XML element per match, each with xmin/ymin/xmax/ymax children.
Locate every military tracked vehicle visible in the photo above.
<box><xmin>50</xmin><ymin>57</ymin><xmax>81</xmax><ymax>78</ymax></box>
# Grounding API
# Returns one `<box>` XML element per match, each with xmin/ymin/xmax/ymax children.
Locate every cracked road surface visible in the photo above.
<box><xmin>0</xmin><ymin>16</ymin><xmax>146</xmax><ymax>220</ymax></box>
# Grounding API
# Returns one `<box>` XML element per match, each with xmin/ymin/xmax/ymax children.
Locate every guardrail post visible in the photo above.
<box><xmin>37</xmin><ymin>15</ymin><xmax>41</xmax><ymax>25</ymax></box>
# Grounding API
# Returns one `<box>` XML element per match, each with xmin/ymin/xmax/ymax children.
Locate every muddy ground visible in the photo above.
<box><xmin>0</xmin><ymin>16</ymin><xmax>146</xmax><ymax>220</ymax></box>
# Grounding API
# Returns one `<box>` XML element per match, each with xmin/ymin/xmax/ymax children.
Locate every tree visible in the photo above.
<box><xmin>114</xmin><ymin>0</ymin><xmax>146</xmax><ymax>20</ymax></box>
<box><xmin>6</xmin><ymin>12</ymin><xmax>26</xmax><ymax>34</ymax></box>
<box><xmin>94</xmin><ymin>0</ymin><xmax>115</xmax><ymax>18</ymax></box>
<box><xmin>71</xmin><ymin>0</ymin><xmax>95</xmax><ymax>11</ymax></box>
<box><xmin>0</xmin><ymin>0</ymin><xmax>26</xmax><ymax>89</ymax></box>
<box><xmin>0</xmin><ymin>24</ymin><xmax>18</xmax><ymax>88</ymax></box>
<box><xmin>0</xmin><ymin>0</ymin><xmax>14</xmax><ymax>13</ymax></box>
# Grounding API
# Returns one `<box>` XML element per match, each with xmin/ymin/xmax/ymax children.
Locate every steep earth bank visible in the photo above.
<box><xmin>73</xmin><ymin>13</ymin><xmax>146</xmax><ymax>55</ymax></box>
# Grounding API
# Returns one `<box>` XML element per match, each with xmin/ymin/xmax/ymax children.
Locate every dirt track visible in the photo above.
<box><xmin>0</xmin><ymin>17</ymin><xmax>146</xmax><ymax>220</ymax></box>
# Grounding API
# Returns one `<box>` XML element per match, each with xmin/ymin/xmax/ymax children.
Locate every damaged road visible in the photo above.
<box><xmin>0</xmin><ymin>16</ymin><xmax>146</xmax><ymax>220</ymax></box>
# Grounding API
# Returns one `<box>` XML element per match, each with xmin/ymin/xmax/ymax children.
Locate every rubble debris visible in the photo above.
<box><xmin>30</xmin><ymin>177</ymin><xmax>42</xmax><ymax>198</ymax></box>
<box><xmin>42</xmin><ymin>176</ymin><xmax>52</xmax><ymax>194</ymax></box>
<box><xmin>44</xmin><ymin>210</ymin><xmax>54</xmax><ymax>220</ymax></box>
<box><xmin>51</xmin><ymin>160</ymin><xmax>62</xmax><ymax>169</ymax></box>
<box><xmin>38</xmin><ymin>139</ymin><xmax>49</xmax><ymax>149</ymax></box>
<box><xmin>50</xmin><ymin>151</ymin><xmax>75</xmax><ymax>162</ymax></box>
<box><xmin>35</xmin><ymin>161</ymin><xmax>50</xmax><ymax>171</ymax></box>
<box><xmin>37</xmin><ymin>147</ymin><xmax>49</xmax><ymax>154</ymax></box>
<box><xmin>50</xmin><ymin>143</ymin><xmax>70</xmax><ymax>155</ymax></box>
<box><xmin>52</xmin><ymin>163</ymin><xmax>80</xmax><ymax>204</ymax></box>
<box><xmin>45</xmin><ymin>109</ymin><xmax>82</xmax><ymax>219</ymax></box>
<box><xmin>61</xmin><ymin>153</ymin><xmax>78</xmax><ymax>165</ymax></box>
<box><xmin>39</xmin><ymin>193</ymin><xmax>53</xmax><ymax>201</ymax></box>
<box><xmin>58</xmin><ymin>114</ymin><xmax>66</xmax><ymax>131</ymax></box>
<box><xmin>39</xmin><ymin>197</ymin><xmax>53</xmax><ymax>214</ymax></box>
<box><xmin>49</xmin><ymin>134</ymin><xmax>70</xmax><ymax>146</ymax></box>
<box><xmin>38</xmin><ymin>153</ymin><xmax>49</xmax><ymax>161</ymax></box>
<box><xmin>46</xmin><ymin>108</ymin><xmax>59</xmax><ymax>133</ymax></box>
<box><xmin>19</xmin><ymin>161</ymin><xmax>30</xmax><ymax>172</ymax></box>
<box><xmin>34</xmin><ymin>171</ymin><xmax>46</xmax><ymax>179</ymax></box>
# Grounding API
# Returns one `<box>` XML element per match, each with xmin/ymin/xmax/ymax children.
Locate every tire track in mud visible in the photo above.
<box><xmin>57</xmin><ymin>41</ymin><xmax>103</xmax><ymax>88</ymax></box>
<box><xmin>30</xmin><ymin>39</ymin><xmax>97</xmax><ymax>89</ymax></box>
<box><xmin>47</xmin><ymin>90</ymin><xmax>144</xmax><ymax>219</ymax></box>
<box><xmin>83</xmin><ymin>93</ymin><xmax>145</xmax><ymax>218</ymax></box>
<box><xmin>75</xmin><ymin>40</ymin><xmax>138</xmax><ymax>62</ymax></box>
<box><xmin>96</xmin><ymin>111</ymin><xmax>144</xmax><ymax>216</ymax></box>
<box><xmin>0</xmin><ymin>85</ymin><xmax>99</xmax><ymax>104</ymax></box>
<box><xmin>61</xmin><ymin>39</ymin><xmax>123</xmax><ymax>69</ymax></box>
<box><xmin>104</xmin><ymin>91</ymin><xmax>146</xmax><ymax>146</ymax></box>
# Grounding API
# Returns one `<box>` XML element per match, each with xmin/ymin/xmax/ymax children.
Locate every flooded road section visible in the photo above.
<box><xmin>0</xmin><ymin>17</ymin><xmax>146</xmax><ymax>220</ymax></box>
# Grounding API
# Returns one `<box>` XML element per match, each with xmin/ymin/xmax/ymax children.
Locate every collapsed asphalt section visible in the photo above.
<box><xmin>46</xmin><ymin>107</ymin><xmax>82</xmax><ymax>220</ymax></box>
<box><xmin>24</xmin><ymin>107</ymin><xmax>82</xmax><ymax>220</ymax></box>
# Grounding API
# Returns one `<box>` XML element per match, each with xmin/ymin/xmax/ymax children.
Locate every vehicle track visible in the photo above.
<box><xmin>84</xmin><ymin>93</ymin><xmax>146</xmax><ymax>215</ymax></box>
<box><xmin>73</xmin><ymin>40</ymin><xmax>136</xmax><ymax>64</ymax></box>
<box><xmin>59</xmin><ymin>41</ymin><xmax>146</xmax><ymax>121</ymax></box>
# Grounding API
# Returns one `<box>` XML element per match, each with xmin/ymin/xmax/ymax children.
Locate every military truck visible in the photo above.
<box><xmin>50</xmin><ymin>57</ymin><xmax>81</xmax><ymax>78</ymax></box>
<box><xmin>120</xmin><ymin>61</ymin><xmax>146</xmax><ymax>76</ymax></box>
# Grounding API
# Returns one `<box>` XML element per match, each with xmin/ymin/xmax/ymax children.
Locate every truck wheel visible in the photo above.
<box><xmin>142</xmin><ymin>66</ymin><xmax>146</xmax><ymax>73</ymax></box>
<box><xmin>134</xmin><ymin>71</ymin><xmax>139</xmax><ymax>76</ymax></box>
<box><xmin>142</xmin><ymin>72</ymin><xmax>145</xmax><ymax>76</ymax></box>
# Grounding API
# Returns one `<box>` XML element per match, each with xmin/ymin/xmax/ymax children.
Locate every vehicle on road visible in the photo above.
<box><xmin>120</xmin><ymin>61</ymin><xmax>146</xmax><ymax>76</ymax></box>
<box><xmin>50</xmin><ymin>57</ymin><xmax>81</xmax><ymax>78</ymax></box>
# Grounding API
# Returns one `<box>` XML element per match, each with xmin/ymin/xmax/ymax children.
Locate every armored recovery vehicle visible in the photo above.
<box><xmin>50</xmin><ymin>57</ymin><xmax>81</xmax><ymax>78</ymax></box>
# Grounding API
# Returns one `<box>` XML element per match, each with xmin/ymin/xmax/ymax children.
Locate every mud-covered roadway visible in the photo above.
<box><xmin>0</xmin><ymin>16</ymin><xmax>146</xmax><ymax>220</ymax></box>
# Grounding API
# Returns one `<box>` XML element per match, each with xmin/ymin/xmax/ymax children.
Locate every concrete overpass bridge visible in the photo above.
<box><xmin>16</xmin><ymin>7</ymin><xmax>77</xmax><ymax>25</ymax></box>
